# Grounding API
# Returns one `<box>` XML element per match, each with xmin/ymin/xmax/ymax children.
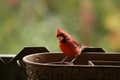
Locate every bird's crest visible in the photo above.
<box><xmin>56</xmin><ymin>28</ymin><xmax>71</xmax><ymax>39</ymax></box>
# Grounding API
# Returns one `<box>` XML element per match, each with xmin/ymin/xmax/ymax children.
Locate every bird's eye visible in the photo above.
<box><xmin>57</xmin><ymin>33</ymin><xmax>64</xmax><ymax>37</ymax></box>
<box><xmin>57</xmin><ymin>35</ymin><xmax>60</xmax><ymax>37</ymax></box>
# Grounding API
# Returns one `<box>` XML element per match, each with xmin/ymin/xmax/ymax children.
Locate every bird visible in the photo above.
<box><xmin>56</xmin><ymin>28</ymin><xmax>85</xmax><ymax>64</ymax></box>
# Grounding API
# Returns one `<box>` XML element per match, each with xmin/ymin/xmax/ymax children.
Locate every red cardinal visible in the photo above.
<box><xmin>56</xmin><ymin>28</ymin><xmax>85</xmax><ymax>63</ymax></box>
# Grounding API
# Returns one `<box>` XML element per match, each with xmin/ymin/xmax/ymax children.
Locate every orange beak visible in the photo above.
<box><xmin>57</xmin><ymin>36</ymin><xmax>63</xmax><ymax>42</ymax></box>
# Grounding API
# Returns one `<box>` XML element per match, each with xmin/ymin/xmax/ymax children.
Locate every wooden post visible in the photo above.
<box><xmin>80</xmin><ymin>0</ymin><xmax>94</xmax><ymax>45</ymax></box>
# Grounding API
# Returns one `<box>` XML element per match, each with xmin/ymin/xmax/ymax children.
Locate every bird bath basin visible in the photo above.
<box><xmin>22</xmin><ymin>52</ymin><xmax>120</xmax><ymax>80</ymax></box>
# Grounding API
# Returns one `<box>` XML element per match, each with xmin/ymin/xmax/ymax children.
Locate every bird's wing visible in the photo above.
<box><xmin>72</xmin><ymin>38</ymin><xmax>81</xmax><ymax>48</ymax></box>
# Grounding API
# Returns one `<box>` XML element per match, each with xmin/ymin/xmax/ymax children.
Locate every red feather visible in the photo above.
<box><xmin>56</xmin><ymin>28</ymin><xmax>82</xmax><ymax>58</ymax></box>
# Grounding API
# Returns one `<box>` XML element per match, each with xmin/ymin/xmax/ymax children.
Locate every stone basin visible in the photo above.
<box><xmin>23</xmin><ymin>52</ymin><xmax>120</xmax><ymax>80</ymax></box>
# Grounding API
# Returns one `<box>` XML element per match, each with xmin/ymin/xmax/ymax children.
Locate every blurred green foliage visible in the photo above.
<box><xmin>0</xmin><ymin>0</ymin><xmax>120</xmax><ymax>54</ymax></box>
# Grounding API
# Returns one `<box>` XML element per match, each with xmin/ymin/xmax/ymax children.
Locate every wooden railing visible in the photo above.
<box><xmin>0</xmin><ymin>47</ymin><xmax>49</xmax><ymax>80</ymax></box>
<box><xmin>0</xmin><ymin>47</ymin><xmax>120</xmax><ymax>80</ymax></box>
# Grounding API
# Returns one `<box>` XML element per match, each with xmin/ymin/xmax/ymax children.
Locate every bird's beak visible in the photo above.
<box><xmin>57</xmin><ymin>36</ymin><xmax>63</xmax><ymax>42</ymax></box>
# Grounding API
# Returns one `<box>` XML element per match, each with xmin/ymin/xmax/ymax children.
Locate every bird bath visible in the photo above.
<box><xmin>22</xmin><ymin>52</ymin><xmax>120</xmax><ymax>80</ymax></box>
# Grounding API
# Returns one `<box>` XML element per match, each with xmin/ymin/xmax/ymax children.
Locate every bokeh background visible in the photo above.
<box><xmin>0</xmin><ymin>0</ymin><xmax>120</xmax><ymax>54</ymax></box>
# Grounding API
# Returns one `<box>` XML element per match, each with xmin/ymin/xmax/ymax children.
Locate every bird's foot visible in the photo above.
<box><xmin>61</xmin><ymin>56</ymin><xmax>68</xmax><ymax>63</ymax></box>
<box><xmin>70</xmin><ymin>58</ymin><xmax>76</xmax><ymax>64</ymax></box>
